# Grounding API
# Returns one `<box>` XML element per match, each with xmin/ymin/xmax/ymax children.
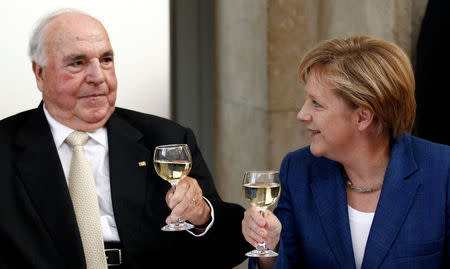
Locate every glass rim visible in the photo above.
<box><xmin>244</xmin><ymin>170</ymin><xmax>279</xmax><ymax>174</ymax></box>
<box><xmin>155</xmin><ymin>144</ymin><xmax>189</xmax><ymax>149</ymax></box>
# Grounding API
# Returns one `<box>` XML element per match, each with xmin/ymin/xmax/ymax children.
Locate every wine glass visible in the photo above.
<box><xmin>154</xmin><ymin>144</ymin><xmax>195</xmax><ymax>231</ymax></box>
<box><xmin>242</xmin><ymin>170</ymin><xmax>281</xmax><ymax>257</ymax></box>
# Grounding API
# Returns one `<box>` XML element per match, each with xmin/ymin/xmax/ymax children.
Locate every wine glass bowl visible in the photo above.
<box><xmin>154</xmin><ymin>144</ymin><xmax>194</xmax><ymax>231</ymax></box>
<box><xmin>242</xmin><ymin>171</ymin><xmax>281</xmax><ymax>257</ymax></box>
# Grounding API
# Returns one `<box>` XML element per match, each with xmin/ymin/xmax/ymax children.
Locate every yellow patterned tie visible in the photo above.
<box><xmin>66</xmin><ymin>131</ymin><xmax>107</xmax><ymax>269</ymax></box>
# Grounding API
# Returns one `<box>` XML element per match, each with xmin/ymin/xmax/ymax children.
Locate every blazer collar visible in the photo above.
<box><xmin>105</xmin><ymin>111</ymin><xmax>152</xmax><ymax>248</ymax></box>
<box><xmin>310</xmin><ymin>158</ymin><xmax>356</xmax><ymax>269</ymax></box>
<box><xmin>309</xmin><ymin>134</ymin><xmax>419</xmax><ymax>269</ymax></box>
<box><xmin>15</xmin><ymin>103</ymin><xmax>85</xmax><ymax>268</ymax></box>
<box><xmin>362</xmin><ymin>135</ymin><xmax>420</xmax><ymax>269</ymax></box>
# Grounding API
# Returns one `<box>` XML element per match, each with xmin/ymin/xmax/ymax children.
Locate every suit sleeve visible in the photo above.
<box><xmin>273</xmin><ymin>153</ymin><xmax>301</xmax><ymax>268</ymax></box>
<box><xmin>183</xmin><ymin>127</ymin><xmax>252</xmax><ymax>267</ymax></box>
<box><xmin>184</xmin><ymin>128</ymin><xmax>221</xmax><ymax>201</ymax></box>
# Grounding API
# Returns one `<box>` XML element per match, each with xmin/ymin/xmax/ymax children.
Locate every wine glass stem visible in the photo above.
<box><xmin>257</xmin><ymin>208</ymin><xmax>269</xmax><ymax>252</ymax></box>
<box><xmin>171</xmin><ymin>184</ymin><xmax>184</xmax><ymax>224</ymax></box>
<box><xmin>257</xmin><ymin>241</ymin><xmax>268</xmax><ymax>251</ymax></box>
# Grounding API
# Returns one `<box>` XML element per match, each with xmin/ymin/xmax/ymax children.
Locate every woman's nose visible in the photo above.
<box><xmin>297</xmin><ymin>103</ymin><xmax>310</xmax><ymax>122</ymax></box>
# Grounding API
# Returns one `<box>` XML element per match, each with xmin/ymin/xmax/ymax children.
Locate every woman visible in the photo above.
<box><xmin>242</xmin><ymin>35</ymin><xmax>450</xmax><ymax>269</ymax></box>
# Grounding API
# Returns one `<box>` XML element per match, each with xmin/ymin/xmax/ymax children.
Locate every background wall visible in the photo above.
<box><xmin>1</xmin><ymin>0</ymin><xmax>170</xmax><ymax>120</ymax></box>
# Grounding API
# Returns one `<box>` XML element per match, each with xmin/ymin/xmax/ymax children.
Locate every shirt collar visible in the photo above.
<box><xmin>43</xmin><ymin>105</ymin><xmax>108</xmax><ymax>148</ymax></box>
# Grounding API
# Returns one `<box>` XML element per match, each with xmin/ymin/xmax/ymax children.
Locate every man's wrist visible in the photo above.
<box><xmin>186</xmin><ymin>196</ymin><xmax>215</xmax><ymax>237</ymax></box>
<box><xmin>199</xmin><ymin>201</ymin><xmax>211</xmax><ymax>225</ymax></box>
<box><xmin>195</xmin><ymin>214</ymin><xmax>211</xmax><ymax>229</ymax></box>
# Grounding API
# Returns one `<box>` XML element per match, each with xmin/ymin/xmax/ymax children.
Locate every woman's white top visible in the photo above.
<box><xmin>348</xmin><ymin>205</ymin><xmax>375</xmax><ymax>269</ymax></box>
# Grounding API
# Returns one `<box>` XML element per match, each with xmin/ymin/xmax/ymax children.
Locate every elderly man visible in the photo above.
<box><xmin>0</xmin><ymin>9</ymin><xmax>248</xmax><ymax>268</ymax></box>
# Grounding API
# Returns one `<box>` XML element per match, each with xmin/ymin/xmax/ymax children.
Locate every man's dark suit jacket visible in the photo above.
<box><xmin>0</xmin><ymin>103</ymin><xmax>250</xmax><ymax>268</ymax></box>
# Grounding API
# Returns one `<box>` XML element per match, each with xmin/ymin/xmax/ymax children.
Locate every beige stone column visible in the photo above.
<box><xmin>215</xmin><ymin>1</ymin><xmax>268</xmax><ymax>268</ymax></box>
<box><xmin>214</xmin><ymin>1</ymin><xmax>427</xmax><ymax>268</ymax></box>
<box><xmin>268</xmin><ymin>0</ymin><xmax>320</xmax><ymax>169</ymax></box>
<box><xmin>215</xmin><ymin>0</ymin><xmax>269</xmax><ymax>207</ymax></box>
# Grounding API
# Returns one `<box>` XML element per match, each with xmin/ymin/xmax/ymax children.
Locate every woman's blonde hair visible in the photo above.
<box><xmin>298</xmin><ymin>35</ymin><xmax>416</xmax><ymax>138</ymax></box>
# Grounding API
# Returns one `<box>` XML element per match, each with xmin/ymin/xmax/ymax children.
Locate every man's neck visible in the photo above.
<box><xmin>43</xmin><ymin>104</ymin><xmax>109</xmax><ymax>132</ymax></box>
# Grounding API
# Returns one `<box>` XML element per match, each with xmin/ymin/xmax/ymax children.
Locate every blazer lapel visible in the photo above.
<box><xmin>106</xmin><ymin>113</ymin><xmax>152</xmax><ymax>248</ymax></box>
<box><xmin>310</xmin><ymin>159</ymin><xmax>356</xmax><ymax>269</ymax></box>
<box><xmin>14</xmin><ymin>105</ymin><xmax>85</xmax><ymax>268</ymax></box>
<box><xmin>362</xmin><ymin>136</ymin><xmax>420</xmax><ymax>269</ymax></box>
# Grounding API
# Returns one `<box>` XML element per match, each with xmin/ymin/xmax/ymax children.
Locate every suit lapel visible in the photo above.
<box><xmin>14</xmin><ymin>104</ymin><xmax>85</xmax><ymax>267</ymax></box>
<box><xmin>310</xmin><ymin>159</ymin><xmax>356</xmax><ymax>269</ymax></box>
<box><xmin>362</xmin><ymin>136</ymin><xmax>420</xmax><ymax>269</ymax></box>
<box><xmin>106</xmin><ymin>113</ymin><xmax>152</xmax><ymax>248</ymax></box>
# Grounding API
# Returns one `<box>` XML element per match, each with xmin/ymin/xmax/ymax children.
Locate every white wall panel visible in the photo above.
<box><xmin>1</xmin><ymin>0</ymin><xmax>170</xmax><ymax>120</ymax></box>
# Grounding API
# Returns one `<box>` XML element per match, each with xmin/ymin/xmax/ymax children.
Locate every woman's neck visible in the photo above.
<box><xmin>340</xmin><ymin>134</ymin><xmax>390</xmax><ymax>187</ymax></box>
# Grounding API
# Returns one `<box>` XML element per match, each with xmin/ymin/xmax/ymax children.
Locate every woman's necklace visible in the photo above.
<box><xmin>343</xmin><ymin>170</ymin><xmax>383</xmax><ymax>193</ymax></box>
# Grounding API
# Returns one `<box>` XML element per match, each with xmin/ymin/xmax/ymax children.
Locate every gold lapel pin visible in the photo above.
<box><xmin>138</xmin><ymin>161</ymin><xmax>147</xmax><ymax>167</ymax></box>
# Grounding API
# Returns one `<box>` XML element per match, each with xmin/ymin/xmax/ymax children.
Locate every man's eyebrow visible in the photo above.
<box><xmin>63</xmin><ymin>54</ymin><xmax>87</xmax><ymax>63</ymax></box>
<box><xmin>63</xmin><ymin>51</ymin><xmax>114</xmax><ymax>63</ymax></box>
<box><xmin>102</xmin><ymin>50</ymin><xmax>114</xmax><ymax>57</ymax></box>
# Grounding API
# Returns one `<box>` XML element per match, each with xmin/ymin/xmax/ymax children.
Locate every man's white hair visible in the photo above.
<box><xmin>28</xmin><ymin>8</ymin><xmax>89</xmax><ymax>66</ymax></box>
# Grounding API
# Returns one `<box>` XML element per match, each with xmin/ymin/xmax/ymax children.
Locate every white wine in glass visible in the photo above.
<box><xmin>154</xmin><ymin>144</ymin><xmax>194</xmax><ymax>231</ymax></box>
<box><xmin>154</xmin><ymin>160</ymin><xmax>192</xmax><ymax>185</ymax></box>
<box><xmin>243</xmin><ymin>183</ymin><xmax>281</xmax><ymax>209</ymax></box>
<box><xmin>242</xmin><ymin>171</ymin><xmax>281</xmax><ymax>257</ymax></box>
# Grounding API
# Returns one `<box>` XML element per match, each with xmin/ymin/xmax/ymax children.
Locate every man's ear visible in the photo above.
<box><xmin>32</xmin><ymin>61</ymin><xmax>44</xmax><ymax>92</ymax></box>
<box><xmin>356</xmin><ymin>107</ymin><xmax>374</xmax><ymax>132</ymax></box>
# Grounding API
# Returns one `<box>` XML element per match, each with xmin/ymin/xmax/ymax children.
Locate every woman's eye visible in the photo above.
<box><xmin>312</xmin><ymin>100</ymin><xmax>322</xmax><ymax>107</ymax></box>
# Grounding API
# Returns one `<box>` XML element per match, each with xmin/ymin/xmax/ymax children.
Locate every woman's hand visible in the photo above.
<box><xmin>242</xmin><ymin>206</ymin><xmax>281</xmax><ymax>250</ymax></box>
